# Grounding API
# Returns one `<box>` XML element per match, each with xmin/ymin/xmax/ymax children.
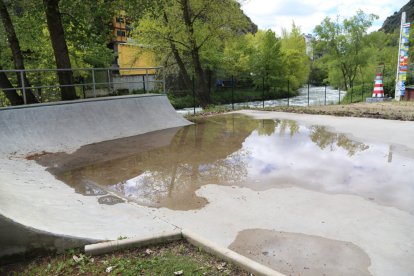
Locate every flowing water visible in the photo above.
<box><xmin>35</xmin><ymin>114</ymin><xmax>414</xmax><ymax>212</ymax></box>
<box><xmin>176</xmin><ymin>86</ymin><xmax>346</xmax><ymax>114</ymax></box>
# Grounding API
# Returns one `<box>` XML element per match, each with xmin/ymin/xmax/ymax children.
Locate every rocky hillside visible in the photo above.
<box><xmin>380</xmin><ymin>0</ymin><xmax>414</xmax><ymax>33</ymax></box>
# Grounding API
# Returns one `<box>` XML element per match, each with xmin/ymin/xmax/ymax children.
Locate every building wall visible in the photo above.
<box><xmin>118</xmin><ymin>44</ymin><xmax>157</xmax><ymax>75</ymax></box>
<box><xmin>113</xmin><ymin>75</ymin><xmax>157</xmax><ymax>92</ymax></box>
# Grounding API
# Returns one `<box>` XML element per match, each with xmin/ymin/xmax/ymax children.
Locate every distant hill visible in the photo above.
<box><xmin>380</xmin><ymin>0</ymin><xmax>414</xmax><ymax>33</ymax></box>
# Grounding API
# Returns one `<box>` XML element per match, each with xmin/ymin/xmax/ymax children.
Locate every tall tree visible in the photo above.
<box><xmin>43</xmin><ymin>0</ymin><xmax>77</xmax><ymax>100</ymax></box>
<box><xmin>314</xmin><ymin>10</ymin><xmax>378</xmax><ymax>90</ymax></box>
<box><xmin>0</xmin><ymin>0</ymin><xmax>38</xmax><ymax>104</ymax></box>
<box><xmin>0</xmin><ymin>64</ymin><xmax>23</xmax><ymax>105</ymax></box>
<box><xmin>281</xmin><ymin>23</ymin><xmax>310</xmax><ymax>90</ymax></box>
<box><xmin>135</xmin><ymin>0</ymin><xmax>250</xmax><ymax>107</ymax></box>
<box><xmin>248</xmin><ymin>30</ymin><xmax>285</xmax><ymax>91</ymax></box>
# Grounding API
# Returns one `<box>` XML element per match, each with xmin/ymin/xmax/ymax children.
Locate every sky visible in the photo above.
<box><xmin>241</xmin><ymin>0</ymin><xmax>409</xmax><ymax>34</ymax></box>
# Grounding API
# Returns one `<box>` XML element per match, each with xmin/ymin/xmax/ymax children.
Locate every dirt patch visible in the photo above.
<box><xmin>264</xmin><ymin>101</ymin><xmax>414</xmax><ymax>121</ymax></box>
<box><xmin>25</xmin><ymin>151</ymin><xmax>53</xmax><ymax>161</ymax></box>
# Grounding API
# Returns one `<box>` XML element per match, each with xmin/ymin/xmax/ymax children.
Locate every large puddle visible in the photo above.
<box><xmin>35</xmin><ymin>114</ymin><xmax>414</xmax><ymax>212</ymax></box>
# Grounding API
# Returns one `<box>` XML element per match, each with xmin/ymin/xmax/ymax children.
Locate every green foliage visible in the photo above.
<box><xmin>169</xmin><ymin>86</ymin><xmax>297</xmax><ymax>109</ymax></box>
<box><xmin>0</xmin><ymin>1</ymin><xmax>115</xmax><ymax>70</ymax></box>
<box><xmin>220</xmin><ymin>35</ymin><xmax>252</xmax><ymax>78</ymax></box>
<box><xmin>280</xmin><ymin>23</ymin><xmax>311</xmax><ymax>90</ymax></box>
<box><xmin>248</xmin><ymin>30</ymin><xmax>285</xmax><ymax>91</ymax></box>
<box><xmin>341</xmin><ymin>84</ymin><xmax>374</xmax><ymax>103</ymax></box>
<box><xmin>314</xmin><ymin>10</ymin><xmax>379</xmax><ymax>90</ymax></box>
<box><xmin>134</xmin><ymin>0</ymin><xmax>250</xmax><ymax>75</ymax></box>
<box><xmin>3</xmin><ymin>241</ymin><xmax>247</xmax><ymax>275</ymax></box>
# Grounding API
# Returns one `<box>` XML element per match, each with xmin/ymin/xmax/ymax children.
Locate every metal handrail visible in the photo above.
<box><xmin>0</xmin><ymin>67</ymin><xmax>166</xmax><ymax>106</ymax></box>
<box><xmin>0</xmin><ymin>67</ymin><xmax>164</xmax><ymax>73</ymax></box>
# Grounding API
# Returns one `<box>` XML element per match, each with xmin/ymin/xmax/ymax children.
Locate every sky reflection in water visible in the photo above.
<box><xmin>50</xmin><ymin>114</ymin><xmax>414</xmax><ymax>212</ymax></box>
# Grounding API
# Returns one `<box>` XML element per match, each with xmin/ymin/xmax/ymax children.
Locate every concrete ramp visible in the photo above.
<box><xmin>0</xmin><ymin>94</ymin><xmax>191</xmax><ymax>156</ymax></box>
<box><xmin>0</xmin><ymin>94</ymin><xmax>190</xmax><ymax>259</ymax></box>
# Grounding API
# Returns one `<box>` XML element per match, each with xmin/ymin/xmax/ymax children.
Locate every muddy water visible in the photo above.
<box><xmin>229</xmin><ymin>229</ymin><xmax>371</xmax><ymax>276</ymax></box>
<box><xmin>36</xmin><ymin>114</ymin><xmax>414</xmax><ymax>212</ymax></box>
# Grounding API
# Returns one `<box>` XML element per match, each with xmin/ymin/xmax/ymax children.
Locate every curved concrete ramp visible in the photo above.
<box><xmin>0</xmin><ymin>94</ymin><xmax>190</xmax><ymax>259</ymax></box>
<box><xmin>0</xmin><ymin>94</ymin><xmax>191</xmax><ymax>155</ymax></box>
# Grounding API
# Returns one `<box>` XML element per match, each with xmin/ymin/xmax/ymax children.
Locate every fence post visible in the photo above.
<box><xmin>146</xmin><ymin>68</ymin><xmax>149</xmax><ymax>92</ymax></box>
<box><xmin>307</xmin><ymin>80</ymin><xmax>310</xmax><ymax>106</ymax></box>
<box><xmin>362</xmin><ymin>82</ymin><xmax>365</xmax><ymax>102</ymax></box>
<box><xmin>142</xmin><ymin>75</ymin><xmax>146</xmax><ymax>92</ymax></box>
<box><xmin>107</xmin><ymin>69</ymin><xmax>112</xmax><ymax>94</ymax></box>
<box><xmin>231</xmin><ymin>75</ymin><xmax>234</xmax><ymax>110</ymax></box>
<box><xmin>192</xmin><ymin>75</ymin><xmax>196</xmax><ymax>115</ymax></box>
<box><xmin>287</xmin><ymin>79</ymin><xmax>290</xmax><ymax>107</ymax></box>
<box><xmin>338</xmin><ymin>86</ymin><xmax>341</xmax><ymax>105</ymax></box>
<box><xmin>92</xmin><ymin>69</ymin><xmax>96</xmax><ymax>97</ymax></box>
<box><xmin>351</xmin><ymin>84</ymin><xmax>353</xmax><ymax>103</ymax></box>
<box><xmin>262</xmin><ymin>76</ymin><xmax>265</xmax><ymax>109</ymax></box>
<box><xmin>163</xmin><ymin>67</ymin><xmax>166</xmax><ymax>94</ymax></box>
<box><xmin>20</xmin><ymin>70</ymin><xmax>27</xmax><ymax>104</ymax></box>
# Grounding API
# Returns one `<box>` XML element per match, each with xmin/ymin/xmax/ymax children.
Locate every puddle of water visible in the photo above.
<box><xmin>229</xmin><ymin>229</ymin><xmax>371</xmax><ymax>276</ymax></box>
<box><xmin>35</xmin><ymin>114</ymin><xmax>414</xmax><ymax>212</ymax></box>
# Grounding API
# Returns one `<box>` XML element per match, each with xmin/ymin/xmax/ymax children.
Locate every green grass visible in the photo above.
<box><xmin>341</xmin><ymin>82</ymin><xmax>396</xmax><ymax>104</ymax></box>
<box><xmin>169</xmin><ymin>87</ymin><xmax>298</xmax><ymax>109</ymax></box>
<box><xmin>1</xmin><ymin>241</ymin><xmax>248</xmax><ymax>276</ymax></box>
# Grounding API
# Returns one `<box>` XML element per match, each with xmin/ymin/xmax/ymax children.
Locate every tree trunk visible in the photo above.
<box><xmin>43</xmin><ymin>0</ymin><xmax>77</xmax><ymax>100</ymax></box>
<box><xmin>0</xmin><ymin>0</ymin><xmax>38</xmax><ymax>104</ymax></box>
<box><xmin>0</xmin><ymin>66</ymin><xmax>23</xmax><ymax>105</ymax></box>
<box><xmin>180</xmin><ymin>0</ymin><xmax>211</xmax><ymax>107</ymax></box>
<box><xmin>163</xmin><ymin>12</ymin><xmax>192</xmax><ymax>90</ymax></box>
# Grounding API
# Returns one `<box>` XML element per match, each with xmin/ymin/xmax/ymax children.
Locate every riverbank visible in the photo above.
<box><xmin>186</xmin><ymin>101</ymin><xmax>414</xmax><ymax>121</ymax></box>
<box><xmin>265</xmin><ymin>101</ymin><xmax>414</xmax><ymax>121</ymax></box>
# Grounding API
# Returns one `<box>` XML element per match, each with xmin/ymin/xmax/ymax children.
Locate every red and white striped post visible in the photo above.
<box><xmin>372</xmin><ymin>73</ymin><xmax>384</xmax><ymax>98</ymax></box>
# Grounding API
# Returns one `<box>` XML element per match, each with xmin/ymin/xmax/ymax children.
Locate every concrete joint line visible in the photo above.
<box><xmin>85</xmin><ymin>229</ymin><xmax>284</xmax><ymax>276</ymax></box>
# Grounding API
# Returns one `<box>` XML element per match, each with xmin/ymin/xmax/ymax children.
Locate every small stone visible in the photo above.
<box><xmin>106</xmin><ymin>266</ymin><xmax>114</xmax><ymax>273</ymax></box>
<box><xmin>216</xmin><ymin>262</ymin><xmax>227</xmax><ymax>270</ymax></box>
<box><xmin>174</xmin><ymin>270</ymin><xmax>183</xmax><ymax>275</ymax></box>
<box><xmin>145</xmin><ymin>249</ymin><xmax>154</xmax><ymax>255</ymax></box>
<box><xmin>72</xmin><ymin>254</ymin><xmax>84</xmax><ymax>263</ymax></box>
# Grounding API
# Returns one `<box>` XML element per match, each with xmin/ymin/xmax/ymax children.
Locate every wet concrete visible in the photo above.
<box><xmin>229</xmin><ymin>229</ymin><xmax>371</xmax><ymax>276</ymax></box>
<box><xmin>2</xmin><ymin>111</ymin><xmax>413</xmax><ymax>275</ymax></box>
<box><xmin>35</xmin><ymin>114</ymin><xmax>414</xmax><ymax>213</ymax></box>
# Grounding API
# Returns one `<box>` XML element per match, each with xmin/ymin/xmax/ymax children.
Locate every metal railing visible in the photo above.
<box><xmin>0</xmin><ymin>67</ymin><xmax>166</xmax><ymax>107</ymax></box>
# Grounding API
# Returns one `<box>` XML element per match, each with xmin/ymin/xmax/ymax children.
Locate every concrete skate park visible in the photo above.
<box><xmin>0</xmin><ymin>94</ymin><xmax>413</xmax><ymax>276</ymax></box>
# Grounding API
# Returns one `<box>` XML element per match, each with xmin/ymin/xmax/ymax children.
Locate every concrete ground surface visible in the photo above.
<box><xmin>0</xmin><ymin>105</ymin><xmax>413</xmax><ymax>275</ymax></box>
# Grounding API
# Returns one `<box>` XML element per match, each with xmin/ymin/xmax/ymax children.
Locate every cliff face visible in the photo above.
<box><xmin>380</xmin><ymin>0</ymin><xmax>414</xmax><ymax>33</ymax></box>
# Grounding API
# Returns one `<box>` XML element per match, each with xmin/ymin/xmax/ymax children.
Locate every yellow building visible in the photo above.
<box><xmin>112</xmin><ymin>13</ymin><xmax>157</xmax><ymax>76</ymax></box>
<box><xmin>112</xmin><ymin>12</ymin><xmax>128</xmax><ymax>43</ymax></box>
<box><xmin>117</xmin><ymin>44</ymin><xmax>157</xmax><ymax>75</ymax></box>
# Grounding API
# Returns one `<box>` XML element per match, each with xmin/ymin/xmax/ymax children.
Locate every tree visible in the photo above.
<box><xmin>314</xmin><ymin>10</ymin><xmax>378</xmax><ymax>90</ymax></box>
<box><xmin>0</xmin><ymin>0</ymin><xmax>38</xmax><ymax>104</ymax></box>
<box><xmin>248</xmin><ymin>30</ymin><xmax>285</xmax><ymax>91</ymax></box>
<box><xmin>280</xmin><ymin>23</ymin><xmax>310</xmax><ymax>90</ymax></box>
<box><xmin>221</xmin><ymin>35</ymin><xmax>252</xmax><ymax>78</ymax></box>
<box><xmin>43</xmin><ymin>0</ymin><xmax>77</xmax><ymax>100</ymax></box>
<box><xmin>58</xmin><ymin>0</ymin><xmax>115</xmax><ymax>68</ymax></box>
<box><xmin>135</xmin><ymin>0</ymin><xmax>250</xmax><ymax>107</ymax></box>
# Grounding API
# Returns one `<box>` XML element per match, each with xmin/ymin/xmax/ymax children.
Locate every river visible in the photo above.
<box><xmin>177</xmin><ymin>86</ymin><xmax>347</xmax><ymax>115</ymax></box>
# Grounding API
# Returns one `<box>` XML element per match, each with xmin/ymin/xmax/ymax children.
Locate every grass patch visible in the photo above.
<box><xmin>169</xmin><ymin>87</ymin><xmax>297</xmax><ymax>109</ymax></box>
<box><xmin>1</xmin><ymin>241</ymin><xmax>249</xmax><ymax>276</ymax></box>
